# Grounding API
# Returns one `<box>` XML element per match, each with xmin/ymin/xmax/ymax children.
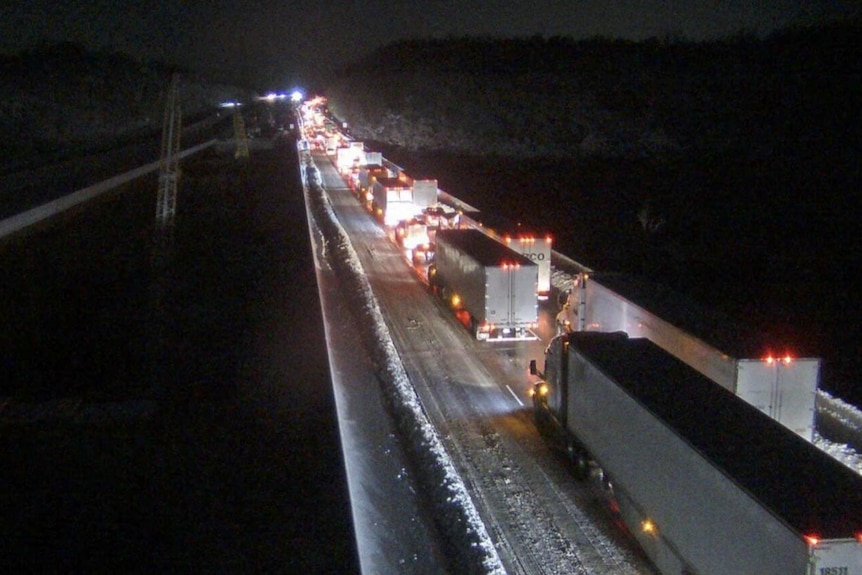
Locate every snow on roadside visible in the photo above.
<box><xmin>815</xmin><ymin>391</ymin><xmax>862</xmax><ymax>475</ymax></box>
<box><xmin>302</xmin><ymin>155</ymin><xmax>506</xmax><ymax>575</ymax></box>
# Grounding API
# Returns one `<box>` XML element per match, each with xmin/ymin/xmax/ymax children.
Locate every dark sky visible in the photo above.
<box><xmin>1</xmin><ymin>1</ymin><xmax>857</xmax><ymax>88</ymax></box>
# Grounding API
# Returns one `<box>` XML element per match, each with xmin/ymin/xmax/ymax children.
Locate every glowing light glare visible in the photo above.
<box><xmin>290</xmin><ymin>90</ymin><xmax>303</xmax><ymax>102</ymax></box>
<box><xmin>641</xmin><ymin>519</ymin><xmax>657</xmax><ymax>535</ymax></box>
<box><xmin>451</xmin><ymin>294</ymin><xmax>461</xmax><ymax>308</ymax></box>
<box><xmin>765</xmin><ymin>353</ymin><xmax>794</xmax><ymax>365</ymax></box>
<box><xmin>804</xmin><ymin>534</ymin><xmax>820</xmax><ymax>547</ymax></box>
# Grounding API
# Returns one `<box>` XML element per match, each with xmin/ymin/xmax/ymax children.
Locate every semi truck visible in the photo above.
<box><xmin>335</xmin><ymin>141</ymin><xmax>365</xmax><ymax>171</ymax></box>
<box><xmin>370</xmin><ymin>176</ymin><xmax>416</xmax><ymax>225</ymax></box>
<box><xmin>430</xmin><ymin>229</ymin><xmax>538</xmax><ymax>341</ymax></box>
<box><xmin>395</xmin><ymin>218</ymin><xmax>432</xmax><ymax>263</ymax></box>
<box><xmin>325</xmin><ymin>136</ymin><xmax>340</xmax><ymax>155</ymax></box>
<box><xmin>564</xmin><ymin>272</ymin><xmax>819</xmax><ymax>440</ymax></box>
<box><xmin>459</xmin><ymin>210</ymin><xmax>552</xmax><ymax>299</ymax></box>
<box><xmin>530</xmin><ymin>331</ymin><xmax>862</xmax><ymax>575</ymax></box>
<box><xmin>412</xmin><ymin>179</ymin><xmax>438</xmax><ymax>209</ymax></box>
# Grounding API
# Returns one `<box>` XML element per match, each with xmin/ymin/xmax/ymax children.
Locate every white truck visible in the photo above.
<box><xmin>370</xmin><ymin>176</ymin><xmax>416</xmax><ymax>225</ymax></box>
<box><xmin>565</xmin><ymin>272</ymin><xmax>819</xmax><ymax>440</ymax></box>
<box><xmin>412</xmin><ymin>179</ymin><xmax>438</xmax><ymax>209</ymax></box>
<box><xmin>430</xmin><ymin>229</ymin><xmax>538</xmax><ymax>341</ymax></box>
<box><xmin>335</xmin><ymin>141</ymin><xmax>365</xmax><ymax>171</ymax></box>
<box><xmin>325</xmin><ymin>135</ymin><xmax>339</xmax><ymax>155</ymax></box>
<box><xmin>460</xmin><ymin>210</ymin><xmax>552</xmax><ymax>299</ymax></box>
<box><xmin>395</xmin><ymin>218</ymin><xmax>432</xmax><ymax>263</ymax></box>
<box><xmin>530</xmin><ymin>331</ymin><xmax>862</xmax><ymax>575</ymax></box>
<box><xmin>364</xmin><ymin>151</ymin><xmax>383</xmax><ymax>166</ymax></box>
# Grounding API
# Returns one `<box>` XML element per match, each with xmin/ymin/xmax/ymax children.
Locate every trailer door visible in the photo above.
<box><xmin>736</xmin><ymin>359</ymin><xmax>818</xmax><ymax>441</ymax></box>
<box><xmin>508</xmin><ymin>264</ymin><xmax>538</xmax><ymax>326</ymax></box>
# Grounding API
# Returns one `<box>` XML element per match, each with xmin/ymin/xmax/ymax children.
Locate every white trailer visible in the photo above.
<box><xmin>412</xmin><ymin>179</ymin><xmax>438</xmax><ymax>210</ymax></box>
<box><xmin>363</xmin><ymin>151</ymin><xmax>383</xmax><ymax>166</ymax></box>
<box><xmin>325</xmin><ymin>136</ymin><xmax>339</xmax><ymax>155</ymax></box>
<box><xmin>459</xmin><ymin>210</ymin><xmax>553</xmax><ymax>299</ymax></box>
<box><xmin>335</xmin><ymin>142</ymin><xmax>365</xmax><ymax>171</ymax></box>
<box><xmin>431</xmin><ymin>229</ymin><xmax>538</xmax><ymax>341</ymax></box>
<box><xmin>531</xmin><ymin>332</ymin><xmax>862</xmax><ymax>575</ymax></box>
<box><xmin>371</xmin><ymin>177</ymin><xmax>416</xmax><ymax>226</ymax></box>
<box><xmin>571</xmin><ymin>272</ymin><xmax>819</xmax><ymax>440</ymax></box>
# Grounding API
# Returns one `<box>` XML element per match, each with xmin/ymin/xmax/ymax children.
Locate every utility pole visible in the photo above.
<box><xmin>156</xmin><ymin>73</ymin><xmax>182</xmax><ymax>230</ymax></box>
<box><xmin>151</xmin><ymin>73</ymin><xmax>181</xmax><ymax>396</ymax></box>
<box><xmin>233</xmin><ymin>104</ymin><xmax>249</xmax><ymax>160</ymax></box>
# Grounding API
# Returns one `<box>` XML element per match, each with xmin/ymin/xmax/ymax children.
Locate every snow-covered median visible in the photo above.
<box><xmin>815</xmin><ymin>391</ymin><xmax>862</xmax><ymax>474</ymax></box>
<box><xmin>302</xmin><ymin>157</ymin><xmax>506</xmax><ymax>575</ymax></box>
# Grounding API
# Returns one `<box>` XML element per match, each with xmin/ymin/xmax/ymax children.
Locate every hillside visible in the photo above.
<box><xmin>324</xmin><ymin>24</ymin><xmax>862</xmax><ymax>402</ymax></box>
<box><xmin>0</xmin><ymin>42</ymin><xmax>251</xmax><ymax>172</ymax></box>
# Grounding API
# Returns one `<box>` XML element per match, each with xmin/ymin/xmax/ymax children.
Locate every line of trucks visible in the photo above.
<box><xmin>298</xmin><ymin>99</ymin><xmax>862</xmax><ymax>574</ymax></box>
<box><xmin>302</xmin><ymin>112</ymin><xmax>549</xmax><ymax>341</ymax></box>
<box><xmin>301</xmin><ymin>103</ymin><xmax>826</xmax><ymax>435</ymax></box>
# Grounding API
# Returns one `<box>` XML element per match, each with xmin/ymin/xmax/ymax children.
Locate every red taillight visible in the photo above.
<box><xmin>803</xmin><ymin>534</ymin><xmax>819</xmax><ymax>547</ymax></box>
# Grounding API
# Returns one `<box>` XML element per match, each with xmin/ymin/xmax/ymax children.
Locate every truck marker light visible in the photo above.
<box><xmin>641</xmin><ymin>519</ymin><xmax>657</xmax><ymax>535</ymax></box>
<box><xmin>803</xmin><ymin>534</ymin><xmax>820</xmax><ymax>547</ymax></box>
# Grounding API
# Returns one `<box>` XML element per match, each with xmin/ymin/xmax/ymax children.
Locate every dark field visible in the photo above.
<box><xmin>0</xmin><ymin>143</ymin><xmax>359</xmax><ymax>572</ymax></box>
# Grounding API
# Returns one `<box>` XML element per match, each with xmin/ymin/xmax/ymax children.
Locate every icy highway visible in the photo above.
<box><xmin>309</xmin><ymin>150</ymin><xmax>658</xmax><ymax>574</ymax></box>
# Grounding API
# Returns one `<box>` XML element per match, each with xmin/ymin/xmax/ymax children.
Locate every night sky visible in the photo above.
<box><xmin>1</xmin><ymin>1</ymin><xmax>857</xmax><ymax>88</ymax></box>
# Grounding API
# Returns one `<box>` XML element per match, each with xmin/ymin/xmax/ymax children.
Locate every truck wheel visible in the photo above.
<box><xmin>573</xmin><ymin>455</ymin><xmax>590</xmax><ymax>481</ymax></box>
<box><xmin>568</xmin><ymin>443</ymin><xmax>590</xmax><ymax>481</ymax></box>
